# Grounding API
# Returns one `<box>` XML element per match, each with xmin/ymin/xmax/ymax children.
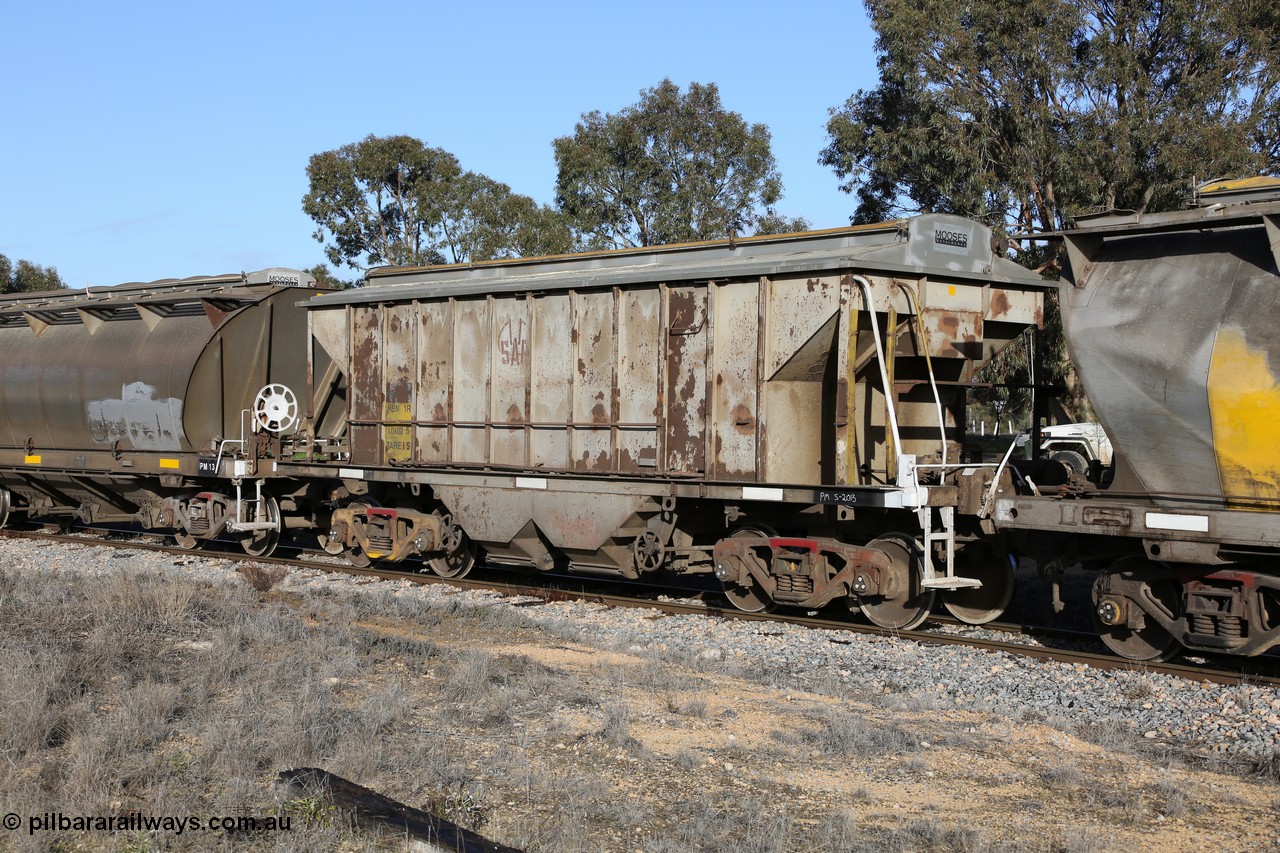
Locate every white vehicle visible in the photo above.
<box><xmin>1039</xmin><ymin>422</ymin><xmax>1112</xmax><ymax>475</ymax></box>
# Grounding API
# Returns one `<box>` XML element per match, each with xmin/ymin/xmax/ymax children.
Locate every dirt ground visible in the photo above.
<box><xmin>339</xmin><ymin>595</ymin><xmax>1280</xmax><ymax>852</ymax></box>
<box><xmin>1</xmin><ymin>552</ymin><xmax>1277</xmax><ymax>852</ymax></box>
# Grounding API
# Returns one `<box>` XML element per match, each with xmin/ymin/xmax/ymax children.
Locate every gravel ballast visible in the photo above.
<box><xmin>8</xmin><ymin>536</ymin><xmax>1280</xmax><ymax>764</ymax></box>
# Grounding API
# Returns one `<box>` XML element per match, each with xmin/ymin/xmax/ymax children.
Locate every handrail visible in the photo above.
<box><xmin>900</xmin><ymin>284</ymin><xmax>948</xmax><ymax>467</ymax></box>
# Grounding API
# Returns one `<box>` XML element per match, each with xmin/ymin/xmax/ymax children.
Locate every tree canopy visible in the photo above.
<box><xmin>302</xmin><ymin>135</ymin><xmax>572</xmax><ymax>273</ymax></box>
<box><xmin>821</xmin><ymin>0</ymin><xmax>1280</xmax><ymax>234</ymax></box>
<box><xmin>822</xmin><ymin>0</ymin><xmax>1279</xmax><ymax>425</ymax></box>
<box><xmin>554</xmin><ymin>79</ymin><xmax>807</xmax><ymax>248</ymax></box>
<box><xmin>0</xmin><ymin>254</ymin><xmax>65</xmax><ymax>294</ymax></box>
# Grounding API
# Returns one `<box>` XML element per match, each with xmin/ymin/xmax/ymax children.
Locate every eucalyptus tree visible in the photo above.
<box><xmin>303</xmin><ymin>134</ymin><xmax>571</xmax><ymax>273</ymax></box>
<box><xmin>555</xmin><ymin>79</ymin><xmax>807</xmax><ymax>248</ymax></box>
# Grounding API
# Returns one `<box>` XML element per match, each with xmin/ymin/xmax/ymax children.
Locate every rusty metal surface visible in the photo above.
<box><xmin>304</xmin><ymin>218</ymin><xmax>1051</xmax><ymax>566</ymax></box>
<box><xmin>312</xmin><ymin>216</ymin><xmax>1049</xmax><ymax>488</ymax></box>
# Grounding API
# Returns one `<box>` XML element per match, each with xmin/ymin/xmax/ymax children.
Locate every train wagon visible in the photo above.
<box><xmin>287</xmin><ymin>216</ymin><xmax>1051</xmax><ymax>627</ymax></box>
<box><xmin>995</xmin><ymin>177</ymin><xmax>1280</xmax><ymax>659</ymax></box>
<box><xmin>0</xmin><ymin>269</ymin><xmax>326</xmax><ymax>555</ymax></box>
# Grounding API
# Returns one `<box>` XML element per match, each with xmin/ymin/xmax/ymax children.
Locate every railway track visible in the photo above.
<box><xmin>6</xmin><ymin>526</ymin><xmax>1278</xmax><ymax>688</ymax></box>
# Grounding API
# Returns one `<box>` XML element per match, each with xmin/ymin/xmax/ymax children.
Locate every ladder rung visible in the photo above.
<box><xmin>921</xmin><ymin>577</ymin><xmax>982</xmax><ymax>590</ymax></box>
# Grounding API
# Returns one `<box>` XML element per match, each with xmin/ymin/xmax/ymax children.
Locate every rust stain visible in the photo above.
<box><xmin>432</xmin><ymin>403</ymin><xmax>446</xmax><ymax>421</ymax></box>
<box><xmin>591</xmin><ymin>402</ymin><xmax>608</xmax><ymax>423</ymax></box>
<box><xmin>938</xmin><ymin>315</ymin><xmax>960</xmax><ymax>336</ymax></box>
<box><xmin>507</xmin><ymin>403</ymin><xmax>522</xmax><ymax>422</ymax></box>
<box><xmin>578</xmin><ymin>358</ymin><xmax>587</xmax><ymax>376</ymax></box>
<box><xmin>669</xmin><ymin>290</ymin><xmax>695</xmax><ymax>329</ymax></box>
<box><xmin>990</xmin><ymin>290</ymin><xmax>1011</xmax><ymax>318</ymax></box>
<box><xmin>731</xmin><ymin>403</ymin><xmax>755</xmax><ymax>435</ymax></box>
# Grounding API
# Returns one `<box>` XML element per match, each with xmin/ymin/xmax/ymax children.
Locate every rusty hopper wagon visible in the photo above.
<box><xmin>0</xmin><ymin>269</ymin><xmax>325</xmax><ymax>556</ymax></box>
<box><xmin>291</xmin><ymin>216</ymin><xmax>1051</xmax><ymax>628</ymax></box>
<box><xmin>995</xmin><ymin>177</ymin><xmax>1280</xmax><ymax>659</ymax></box>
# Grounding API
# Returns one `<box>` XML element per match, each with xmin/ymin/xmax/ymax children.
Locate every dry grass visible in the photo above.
<box><xmin>236</xmin><ymin>562</ymin><xmax>291</xmax><ymax>593</ymax></box>
<box><xmin>0</xmin><ymin>553</ymin><xmax>1276</xmax><ymax>852</ymax></box>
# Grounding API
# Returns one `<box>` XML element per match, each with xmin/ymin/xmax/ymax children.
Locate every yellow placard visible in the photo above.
<box><xmin>159</xmin><ymin>458</ymin><xmax>181</xmax><ymax>470</ymax></box>
<box><xmin>383</xmin><ymin>401</ymin><xmax>413</xmax><ymax>463</ymax></box>
<box><xmin>23</xmin><ymin>455</ymin><xmax>41</xmax><ymax>464</ymax></box>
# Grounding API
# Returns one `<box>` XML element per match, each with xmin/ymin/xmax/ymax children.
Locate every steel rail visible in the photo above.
<box><xmin>3</xmin><ymin>527</ymin><xmax>1276</xmax><ymax>688</ymax></box>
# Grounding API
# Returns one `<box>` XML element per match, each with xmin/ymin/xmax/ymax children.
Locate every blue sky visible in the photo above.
<box><xmin>1</xmin><ymin>1</ymin><xmax>877</xmax><ymax>287</ymax></box>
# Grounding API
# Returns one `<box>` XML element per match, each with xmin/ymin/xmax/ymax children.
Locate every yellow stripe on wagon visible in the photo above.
<box><xmin>159</xmin><ymin>458</ymin><xmax>181</xmax><ymax>470</ymax></box>
<box><xmin>1207</xmin><ymin>327</ymin><xmax>1280</xmax><ymax>504</ymax></box>
<box><xmin>23</xmin><ymin>455</ymin><xmax>40</xmax><ymax>464</ymax></box>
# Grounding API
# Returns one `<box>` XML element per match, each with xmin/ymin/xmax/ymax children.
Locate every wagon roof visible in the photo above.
<box><xmin>311</xmin><ymin>214</ymin><xmax>1050</xmax><ymax>307</ymax></box>
<box><xmin>0</xmin><ymin>268</ymin><xmax>314</xmax><ymax>315</ymax></box>
<box><xmin>1042</xmin><ymin>182</ymin><xmax>1280</xmax><ymax>238</ymax></box>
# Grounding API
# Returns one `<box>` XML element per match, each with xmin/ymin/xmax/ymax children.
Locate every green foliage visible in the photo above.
<box><xmin>0</xmin><ymin>253</ymin><xmax>65</xmax><ymax>293</ymax></box>
<box><xmin>754</xmin><ymin>211</ymin><xmax>813</xmax><ymax>236</ymax></box>
<box><xmin>303</xmin><ymin>263</ymin><xmax>358</xmax><ymax>290</ymax></box>
<box><xmin>822</xmin><ymin>0</ymin><xmax>1280</xmax><ymax>232</ymax></box>
<box><xmin>554</xmin><ymin>79</ymin><xmax>804</xmax><ymax>248</ymax></box>
<box><xmin>302</xmin><ymin>134</ymin><xmax>572</xmax><ymax>272</ymax></box>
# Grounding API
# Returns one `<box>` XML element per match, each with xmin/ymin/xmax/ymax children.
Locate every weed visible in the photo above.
<box><xmin>673</xmin><ymin>747</ymin><xmax>701</xmax><ymax>770</ymax></box>
<box><xmin>1150</xmin><ymin>778</ymin><xmax>1188</xmax><ymax>818</ymax></box>
<box><xmin>237</xmin><ymin>562</ymin><xmax>290</xmax><ymax>592</ymax></box>
<box><xmin>1040</xmin><ymin>760</ymin><xmax>1086</xmax><ymax>788</ymax></box>
<box><xmin>800</xmin><ymin>708</ymin><xmax>916</xmax><ymax>758</ymax></box>
<box><xmin>600</xmin><ymin>702</ymin><xmax>640</xmax><ymax>750</ymax></box>
<box><xmin>885</xmin><ymin>817</ymin><xmax>986</xmax><ymax>852</ymax></box>
<box><xmin>664</xmin><ymin>693</ymin><xmax>708</xmax><ymax>718</ymax></box>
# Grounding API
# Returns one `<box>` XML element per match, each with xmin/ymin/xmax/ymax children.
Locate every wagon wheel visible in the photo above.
<box><xmin>1092</xmin><ymin>569</ymin><xmax>1181</xmax><ymax>662</ymax></box>
<box><xmin>239</xmin><ymin>494</ymin><xmax>281</xmax><ymax>558</ymax></box>
<box><xmin>0</xmin><ymin>488</ymin><xmax>9</xmax><ymax>530</ymax></box>
<box><xmin>428</xmin><ymin>513</ymin><xmax>476</xmax><ymax>579</ymax></box>
<box><xmin>859</xmin><ymin>533</ymin><xmax>936</xmax><ymax>631</ymax></box>
<box><xmin>719</xmin><ymin>525</ymin><xmax>777</xmax><ymax>614</ymax></box>
<box><xmin>942</xmin><ymin>544</ymin><xmax>1016</xmax><ymax>625</ymax></box>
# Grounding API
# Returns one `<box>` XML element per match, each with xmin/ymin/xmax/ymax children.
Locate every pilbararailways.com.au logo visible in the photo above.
<box><xmin>6</xmin><ymin>811</ymin><xmax>293</xmax><ymax>836</ymax></box>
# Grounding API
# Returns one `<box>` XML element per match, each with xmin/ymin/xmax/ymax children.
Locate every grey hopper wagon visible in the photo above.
<box><xmin>294</xmin><ymin>217</ymin><xmax>1051</xmax><ymax>626</ymax></box>
<box><xmin>995</xmin><ymin>176</ymin><xmax>1280</xmax><ymax>659</ymax></box>
<box><xmin>0</xmin><ymin>269</ymin><xmax>325</xmax><ymax>555</ymax></box>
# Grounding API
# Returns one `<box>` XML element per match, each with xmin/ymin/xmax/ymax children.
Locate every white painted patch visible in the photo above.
<box><xmin>1145</xmin><ymin>512</ymin><xmax>1210</xmax><ymax>533</ymax></box>
<box><xmin>339</xmin><ymin>468</ymin><xmax>364</xmax><ymax>480</ymax></box>
<box><xmin>86</xmin><ymin>381</ymin><xmax>184</xmax><ymax>451</ymax></box>
<box><xmin>742</xmin><ymin>486</ymin><xmax>784</xmax><ymax>501</ymax></box>
<box><xmin>516</xmin><ymin>477</ymin><xmax>548</xmax><ymax>490</ymax></box>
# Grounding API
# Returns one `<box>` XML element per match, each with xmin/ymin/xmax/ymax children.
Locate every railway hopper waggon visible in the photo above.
<box><xmin>0</xmin><ymin>269</ymin><xmax>327</xmax><ymax>555</ymax></box>
<box><xmin>288</xmin><ymin>216</ymin><xmax>1051</xmax><ymax>628</ymax></box>
<box><xmin>996</xmin><ymin>177</ymin><xmax>1280</xmax><ymax>659</ymax></box>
